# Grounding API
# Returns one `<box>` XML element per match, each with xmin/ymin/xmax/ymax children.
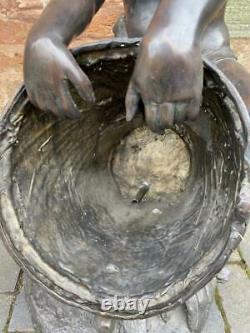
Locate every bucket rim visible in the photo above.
<box><xmin>0</xmin><ymin>38</ymin><xmax>249</xmax><ymax>319</ymax></box>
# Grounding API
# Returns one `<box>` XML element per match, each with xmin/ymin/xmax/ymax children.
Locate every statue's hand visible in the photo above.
<box><xmin>24</xmin><ymin>37</ymin><xmax>95</xmax><ymax>119</ymax></box>
<box><xmin>126</xmin><ymin>36</ymin><xmax>203</xmax><ymax>132</ymax></box>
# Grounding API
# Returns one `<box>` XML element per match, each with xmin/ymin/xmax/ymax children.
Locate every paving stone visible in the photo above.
<box><xmin>218</xmin><ymin>264</ymin><xmax>250</xmax><ymax>333</ymax></box>
<box><xmin>9</xmin><ymin>287</ymin><xmax>35</xmax><ymax>333</ymax></box>
<box><xmin>0</xmin><ymin>294</ymin><xmax>13</xmax><ymax>332</ymax></box>
<box><xmin>217</xmin><ymin>267</ymin><xmax>231</xmax><ymax>283</ymax></box>
<box><xmin>228</xmin><ymin>249</ymin><xmax>241</xmax><ymax>262</ymax></box>
<box><xmin>239</xmin><ymin>225</ymin><xmax>250</xmax><ymax>268</ymax></box>
<box><xmin>202</xmin><ymin>301</ymin><xmax>225</xmax><ymax>333</ymax></box>
<box><xmin>0</xmin><ymin>237</ymin><xmax>20</xmax><ymax>293</ymax></box>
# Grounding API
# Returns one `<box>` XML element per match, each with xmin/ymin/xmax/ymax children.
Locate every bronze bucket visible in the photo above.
<box><xmin>0</xmin><ymin>39</ymin><xmax>249</xmax><ymax>321</ymax></box>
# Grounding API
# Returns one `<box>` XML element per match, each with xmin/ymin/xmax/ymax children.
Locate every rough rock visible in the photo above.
<box><xmin>112</xmin><ymin>127</ymin><xmax>190</xmax><ymax>200</ymax></box>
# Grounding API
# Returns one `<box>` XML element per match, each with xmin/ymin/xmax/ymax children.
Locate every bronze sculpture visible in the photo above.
<box><xmin>0</xmin><ymin>1</ymin><xmax>249</xmax><ymax>332</ymax></box>
<box><xmin>24</xmin><ymin>0</ymin><xmax>248</xmax><ymax>132</ymax></box>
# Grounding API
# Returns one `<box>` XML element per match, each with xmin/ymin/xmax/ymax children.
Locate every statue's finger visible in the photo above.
<box><xmin>34</xmin><ymin>89</ymin><xmax>60</xmax><ymax>118</ymax></box>
<box><xmin>55</xmin><ymin>79</ymin><xmax>81</xmax><ymax>119</ymax></box>
<box><xmin>186</xmin><ymin>98</ymin><xmax>201</xmax><ymax>121</ymax></box>
<box><xmin>144</xmin><ymin>103</ymin><xmax>163</xmax><ymax>133</ymax></box>
<box><xmin>145</xmin><ymin>102</ymin><xmax>177</xmax><ymax>133</ymax></box>
<box><xmin>66</xmin><ymin>66</ymin><xmax>95</xmax><ymax>104</ymax></box>
<box><xmin>125</xmin><ymin>81</ymin><xmax>140</xmax><ymax>121</ymax></box>
<box><xmin>173</xmin><ymin>102</ymin><xmax>189</xmax><ymax>124</ymax></box>
<box><xmin>159</xmin><ymin>103</ymin><xmax>175</xmax><ymax>128</ymax></box>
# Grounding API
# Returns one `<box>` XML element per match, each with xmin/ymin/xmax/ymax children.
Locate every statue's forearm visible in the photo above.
<box><xmin>148</xmin><ymin>0</ymin><xmax>227</xmax><ymax>46</ymax></box>
<box><xmin>27</xmin><ymin>0</ymin><xmax>105</xmax><ymax>45</ymax></box>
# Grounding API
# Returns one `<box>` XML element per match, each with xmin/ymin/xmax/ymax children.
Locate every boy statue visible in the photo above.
<box><xmin>24</xmin><ymin>0</ymin><xmax>247</xmax><ymax>134</ymax></box>
<box><xmin>22</xmin><ymin>1</ymin><xmax>250</xmax><ymax>332</ymax></box>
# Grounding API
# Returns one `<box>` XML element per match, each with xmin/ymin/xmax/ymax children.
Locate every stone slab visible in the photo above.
<box><xmin>218</xmin><ymin>265</ymin><xmax>250</xmax><ymax>333</ymax></box>
<box><xmin>228</xmin><ymin>250</ymin><xmax>241</xmax><ymax>263</ymax></box>
<box><xmin>0</xmin><ymin>294</ymin><xmax>13</xmax><ymax>332</ymax></box>
<box><xmin>202</xmin><ymin>301</ymin><xmax>225</xmax><ymax>333</ymax></box>
<box><xmin>217</xmin><ymin>267</ymin><xmax>231</xmax><ymax>284</ymax></box>
<box><xmin>8</xmin><ymin>287</ymin><xmax>35</xmax><ymax>332</ymax></box>
<box><xmin>0</xmin><ymin>237</ymin><xmax>20</xmax><ymax>293</ymax></box>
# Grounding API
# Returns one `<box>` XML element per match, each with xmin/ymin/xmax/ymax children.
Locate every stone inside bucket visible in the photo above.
<box><xmin>0</xmin><ymin>42</ymin><xmax>245</xmax><ymax>316</ymax></box>
<box><xmin>112</xmin><ymin>127</ymin><xmax>190</xmax><ymax>201</ymax></box>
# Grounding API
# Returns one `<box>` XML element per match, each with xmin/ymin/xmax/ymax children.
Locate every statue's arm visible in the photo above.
<box><xmin>126</xmin><ymin>0</ymin><xmax>228</xmax><ymax>132</ymax></box>
<box><xmin>27</xmin><ymin>0</ymin><xmax>105</xmax><ymax>46</ymax></box>
<box><xmin>24</xmin><ymin>0</ymin><xmax>105</xmax><ymax>119</ymax></box>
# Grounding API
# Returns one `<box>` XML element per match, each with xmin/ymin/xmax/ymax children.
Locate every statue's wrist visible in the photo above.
<box><xmin>143</xmin><ymin>28</ymin><xmax>197</xmax><ymax>55</ymax></box>
<box><xmin>145</xmin><ymin>13</ymin><xmax>199</xmax><ymax>51</ymax></box>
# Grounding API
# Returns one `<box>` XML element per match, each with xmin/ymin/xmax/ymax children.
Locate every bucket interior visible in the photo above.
<box><xmin>9</xmin><ymin>51</ymin><xmax>242</xmax><ymax>299</ymax></box>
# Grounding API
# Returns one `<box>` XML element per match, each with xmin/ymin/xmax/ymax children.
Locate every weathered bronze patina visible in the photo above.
<box><xmin>1</xmin><ymin>0</ymin><xmax>250</xmax><ymax>331</ymax></box>
<box><xmin>0</xmin><ymin>41</ymin><xmax>249</xmax><ymax>333</ymax></box>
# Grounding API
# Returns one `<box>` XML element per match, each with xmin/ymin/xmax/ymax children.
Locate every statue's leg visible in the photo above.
<box><xmin>118</xmin><ymin>279</ymin><xmax>223</xmax><ymax>333</ymax></box>
<box><xmin>199</xmin><ymin>0</ymin><xmax>250</xmax><ymax>114</ymax></box>
<box><xmin>113</xmin><ymin>15</ymin><xmax>128</xmax><ymax>38</ymax></box>
<box><xmin>25</xmin><ymin>274</ymin><xmax>222</xmax><ymax>333</ymax></box>
<box><xmin>25</xmin><ymin>275</ymin><xmax>105</xmax><ymax>333</ymax></box>
<box><xmin>200</xmin><ymin>3</ymin><xmax>235</xmax><ymax>61</ymax></box>
<box><xmin>201</xmin><ymin>3</ymin><xmax>250</xmax><ymax>119</ymax></box>
<box><xmin>185</xmin><ymin>279</ymin><xmax>216</xmax><ymax>333</ymax></box>
<box><xmin>113</xmin><ymin>0</ymin><xmax>159</xmax><ymax>38</ymax></box>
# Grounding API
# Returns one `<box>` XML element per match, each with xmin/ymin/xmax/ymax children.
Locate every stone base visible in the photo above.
<box><xmin>24</xmin><ymin>276</ymin><xmax>224</xmax><ymax>333</ymax></box>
